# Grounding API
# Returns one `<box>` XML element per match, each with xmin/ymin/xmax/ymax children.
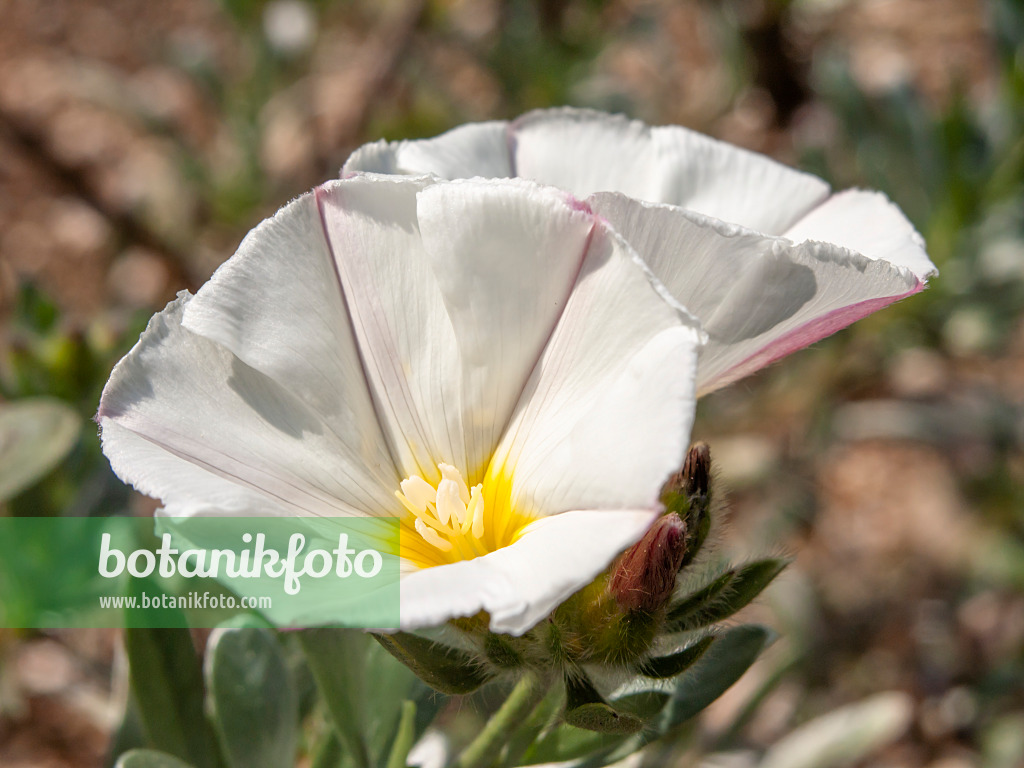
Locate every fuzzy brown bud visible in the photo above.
<box><xmin>681</xmin><ymin>441</ymin><xmax>710</xmax><ymax>498</ymax></box>
<box><xmin>609</xmin><ymin>513</ymin><xmax>687</xmax><ymax>612</ymax></box>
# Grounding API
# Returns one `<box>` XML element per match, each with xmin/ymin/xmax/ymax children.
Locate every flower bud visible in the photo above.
<box><xmin>661</xmin><ymin>441</ymin><xmax>712</xmax><ymax>570</ymax></box>
<box><xmin>609</xmin><ymin>513</ymin><xmax>687</xmax><ymax>613</ymax></box>
<box><xmin>681</xmin><ymin>441</ymin><xmax>711</xmax><ymax>499</ymax></box>
<box><xmin>662</xmin><ymin>441</ymin><xmax>710</xmax><ymax>509</ymax></box>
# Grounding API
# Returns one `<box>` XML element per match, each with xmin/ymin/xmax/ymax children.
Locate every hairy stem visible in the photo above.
<box><xmin>454</xmin><ymin>671</ymin><xmax>549</xmax><ymax>768</ymax></box>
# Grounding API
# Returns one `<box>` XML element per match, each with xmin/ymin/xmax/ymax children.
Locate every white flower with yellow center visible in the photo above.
<box><xmin>97</xmin><ymin>175</ymin><xmax>702</xmax><ymax>634</ymax></box>
<box><xmin>345</xmin><ymin>108</ymin><xmax>937</xmax><ymax>394</ymax></box>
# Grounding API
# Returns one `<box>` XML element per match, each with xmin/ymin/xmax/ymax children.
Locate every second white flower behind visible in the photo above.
<box><xmin>345</xmin><ymin>108</ymin><xmax>938</xmax><ymax>394</ymax></box>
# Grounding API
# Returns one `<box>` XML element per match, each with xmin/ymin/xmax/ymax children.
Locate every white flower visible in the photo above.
<box><xmin>97</xmin><ymin>176</ymin><xmax>702</xmax><ymax>634</ymax></box>
<box><xmin>345</xmin><ymin>107</ymin><xmax>937</xmax><ymax>394</ymax></box>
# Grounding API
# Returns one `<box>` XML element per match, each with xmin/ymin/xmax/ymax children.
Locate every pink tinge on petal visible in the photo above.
<box><xmin>564</xmin><ymin>194</ymin><xmax>593</xmax><ymax>214</ymax></box>
<box><xmin>707</xmin><ymin>279</ymin><xmax>925</xmax><ymax>392</ymax></box>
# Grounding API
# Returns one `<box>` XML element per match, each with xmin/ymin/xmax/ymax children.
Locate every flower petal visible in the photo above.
<box><xmin>344</xmin><ymin>109</ymin><xmax>831</xmax><ymax>235</ymax></box>
<box><xmin>510</xmin><ymin>108</ymin><xmax>830</xmax><ymax>233</ymax></box>
<box><xmin>180</xmin><ymin>190</ymin><xmax>397</xmax><ymax>494</ymax></box>
<box><xmin>98</xmin><ymin>293</ymin><xmax>399</xmax><ymax>517</ymax></box>
<box><xmin>589</xmin><ymin>192</ymin><xmax>923</xmax><ymax>394</ymax></box>
<box><xmin>490</xmin><ymin>222</ymin><xmax>702</xmax><ymax>519</ymax></box>
<box><xmin>315</xmin><ymin>175</ymin><xmax>463</xmax><ymax>483</ymax></box>
<box><xmin>510</xmin><ymin>109</ymin><xmax>661</xmax><ymax>201</ymax></box>
<box><xmin>100</xmin><ymin>418</ymin><xmax>290</xmax><ymax>517</ymax></box>
<box><xmin>399</xmin><ymin>509</ymin><xmax>657</xmax><ymax>634</ymax></box>
<box><xmin>783</xmin><ymin>189</ymin><xmax>937</xmax><ymax>280</ymax></box>
<box><xmin>415</xmin><ymin>178</ymin><xmax>595</xmax><ymax>480</ymax></box>
<box><xmin>317</xmin><ymin>176</ymin><xmax>612</xmax><ymax>485</ymax></box>
<box><xmin>343</xmin><ymin>121</ymin><xmax>512</xmax><ymax>179</ymax></box>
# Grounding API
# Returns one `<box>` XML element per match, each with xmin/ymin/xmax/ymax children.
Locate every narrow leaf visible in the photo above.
<box><xmin>609</xmin><ymin>690</ymin><xmax>671</xmax><ymax>721</ymax></box>
<box><xmin>565</xmin><ymin>673</ymin><xmax>642</xmax><ymax>735</ymax></box>
<box><xmin>660</xmin><ymin>624</ymin><xmax>773</xmax><ymax>732</ymax></box>
<box><xmin>205</xmin><ymin>628</ymin><xmax>299</xmax><ymax>768</ymax></box>
<box><xmin>757</xmin><ymin>692</ymin><xmax>913</xmax><ymax>768</ymax></box>
<box><xmin>666</xmin><ymin>559</ymin><xmax>787</xmax><ymax>632</ymax></box>
<box><xmin>636</xmin><ymin>636</ymin><xmax>715</xmax><ymax>679</ymax></box>
<box><xmin>520</xmin><ymin>724</ymin><xmax>628</xmax><ymax>766</ymax></box>
<box><xmin>502</xmin><ymin>686</ymin><xmax>565</xmax><ymax>768</ymax></box>
<box><xmin>298</xmin><ymin>630</ymin><xmax>372</xmax><ymax>768</ymax></box>
<box><xmin>665</xmin><ymin>570</ymin><xmax>735</xmax><ymax>631</ymax></box>
<box><xmin>363</xmin><ymin>635</ymin><xmax>424</xmax><ymax>760</ymax></box>
<box><xmin>384</xmin><ymin>701</ymin><xmax>417</xmax><ymax>768</ymax></box>
<box><xmin>123</xmin><ymin>625</ymin><xmax>222</xmax><ymax>768</ymax></box>
<box><xmin>564</xmin><ymin>703</ymin><xmax>643</xmax><ymax>736</ymax></box>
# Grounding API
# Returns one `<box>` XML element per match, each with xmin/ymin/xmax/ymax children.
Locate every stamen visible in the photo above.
<box><xmin>397</xmin><ymin>492</ymin><xmax>451</xmax><ymax>534</ymax></box>
<box><xmin>400</xmin><ymin>475</ymin><xmax>436</xmax><ymax>511</ymax></box>
<box><xmin>468</xmin><ymin>485</ymin><xmax>484</xmax><ymax>538</ymax></box>
<box><xmin>415</xmin><ymin>518</ymin><xmax>453</xmax><ymax>552</ymax></box>
<box><xmin>438</xmin><ymin>463</ymin><xmax>470</xmax><ymax>504</ymax></box>
<box><xmin>436</xmin><ymin>479</ymin><xmax>466</xmax><ymax>526</ymax></box>
<box><xmin>400</xmin><ymin>462</ymin><xmax>523</xmax><ymax>563</ymax></box>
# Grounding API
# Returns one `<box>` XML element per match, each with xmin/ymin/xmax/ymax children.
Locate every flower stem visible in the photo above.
<box><xmin>454</xmin><ymin>671</ymin><xmax>549</xmax><ymax>768</ymax></box>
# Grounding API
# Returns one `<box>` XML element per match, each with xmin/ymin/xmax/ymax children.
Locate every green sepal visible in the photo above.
<box><xmin>373</xmin><ymin>631</ymin><xmax>492</xmax><ymax>695</ymax></box>
<box><xmin>564</xmin><ymin>672</ymin><xmax>643</xmax><ymax>735</ymax></box>
<box><xmin>665</xmin><ymin>558</ymin><xmax>788</xmax><ymax>632</ymax></box>
<box><xmin>484</xmin><ymin>632</ymin><xmax>527</xmax><ymax>669</ymax></box>
<box><xmin>114</xmin><ymin>750</ymin><xmax>196</xmax><ymax>768</ymax></box>
<box><xmin>636</xmin><ymin>635</ymin><xmax>715</xmax><ymax>679</ymax></box>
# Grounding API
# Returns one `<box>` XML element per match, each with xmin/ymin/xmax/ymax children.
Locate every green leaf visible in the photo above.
<box><xmin>363</xmin><ymin>635</ymin><xmax>424</xmax><ymax>761</ymax></box>
<box><xmin>299</xmin><ymin>630</ymin><xmax>445</xmax><ymax>768</ymax></box>
<box><xmin>520</xmin><ymin>723</ymin><xmax>628</xmax><ymax>766</ymax></box>
<box><xmin>106</xmin><ymin>693</ymin><xmax>148</xmax><ymax>767</ymax></box>
<box><xmin>372</xmin><ymin>631</ymin><xmax>492</xmax><ymax>695</ymax></box>
<box><xmin>564</xmin><ymin>703</ymin><xmax>643</xmax><ymax>736</ymax></box>
<box><xmin>611</xmin><ymin>690</ymin><xmax>672</xmax><ymax>721</ymax></box>
<box><xmin>384</xmin><ymin>701</ymin><xmax>417</xmax><ymax>768</ymax></box>
<box><xmin>0</xmin><ymin>397</ymin><xmax>80</xmax><ymax>502</ymax></box>
<box><xmin>297</xmin><ymin>630</ymin><xmax>373</xmax><ymax>768</ymax></box>
<box><xmin>665</xmin><ymin>570</ymin><xmax>734</xmax><ymax>630</ymax></box>
<box><xmin>123</xmin><ymin>625</ymin><xmax>223</xmax><ymax>768</ymax></box>
<box><xmin>666</xmin><ymin>559</ymin><xmax>788</xmax><ymax>632</ymax></box>
<box><xmin>502</xmin><ymin>686</ymin><xmax>565</xmax><ymax>768</ymax></box>
<box><xmin>757</xmin><ymin>692</ymin><xmax>913</xmax><ymax>768</ymax></box>
<box><xmin>660</xmin><ymin>624</ymin><xmax>774</xmax><ymax>732</ymax></box>
<box><xmin>564</xmin><ymin>673</ymin><xmax>642</xmax><ymax>735</ymax></box>
<box><xmin>205</xmin><ymin>628</ymin><xmax>298</xmax><ymax>768</ymax></box>
<box><xmin>636</xmin><ymin>636</ymin><xmax>715</xmax><ymax>679</ymax></box>
<box><xmin>115</xmin><ymin>750</ymin><xmax>196</xmax><ymax>768</ymax></box>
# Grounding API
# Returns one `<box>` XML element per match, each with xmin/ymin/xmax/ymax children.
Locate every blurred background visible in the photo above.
<box><xmin>0</xmin><ymin>0</ymin><xmax>1022</xmax><ymax>765</ymax></box>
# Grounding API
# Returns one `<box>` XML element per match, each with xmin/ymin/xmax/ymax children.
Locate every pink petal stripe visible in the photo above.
<box><xmin>706</xmin><ymin>279</ymin><xmax>925</xmax><ymax>393</ymax></box>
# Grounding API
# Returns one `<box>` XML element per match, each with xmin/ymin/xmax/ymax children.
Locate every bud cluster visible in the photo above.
<box><xmin>375</xmin><ymin>442</ymin><xmax>787</xmax><ymax>735</ymax></box>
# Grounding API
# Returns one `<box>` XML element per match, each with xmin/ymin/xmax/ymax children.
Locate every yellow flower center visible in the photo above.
<box><xmin>395</xmin><ymin>462</ymin><xmax>532</xmax><ymax>568</ymax></box>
